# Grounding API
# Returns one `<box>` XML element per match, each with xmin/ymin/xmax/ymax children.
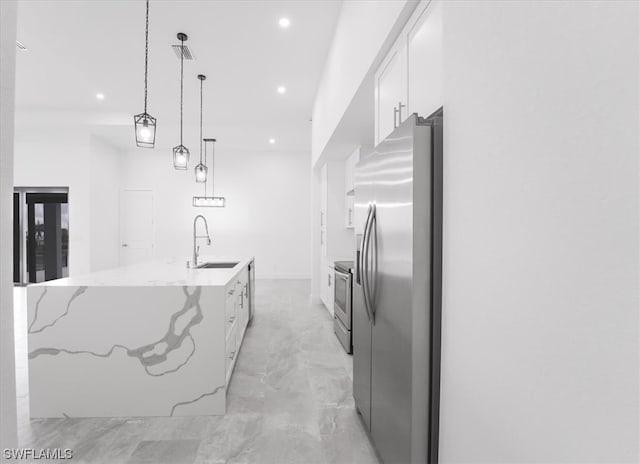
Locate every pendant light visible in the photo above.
<box><xmin>194</xmin><ymin>74</ymin><xmax>208</xmax><ymax>181</ymax></box>
<box><xmin>172</xmin><ymin>32</ymin><xmax>190</xmax><ymax>169</ymax></box>
<box><xmin>193</xmin><ymin>138</ymin><xmax>226</xmax><ymax>207</ymax></box>
<box><xmin>133</xmin><ymin>0</ymin><xmax>157</xmax><ymax>148</ymax></box>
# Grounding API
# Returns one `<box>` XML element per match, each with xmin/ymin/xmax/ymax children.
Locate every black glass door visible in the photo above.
<box><xmin>25</xmin><ymin>192</ymin><xmax>69</xmax><ymax>283</ymax></box>
<box><xmin>13</xmin><ymin>193</ymin><xmax>20</xmax><ymax>283</ymax></box>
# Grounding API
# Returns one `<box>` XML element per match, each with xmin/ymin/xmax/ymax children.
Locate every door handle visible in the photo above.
<box><xmin>348</xmin><ymin>208</ymin><xmax>352</xmax><ymax>225</ymax></box>
<box><xmin>365</xmin><ymin>203</ymin><xmax>378</xmax><ymax>323</ymax></box>
<box><xmin>358</xmin><ymin>206</ymin><xmax>371</xmax><ymax>284</ymax></box>
<box><xmin>363</xmin><ymin>203</ymin><xmax>376</xmax><ymax>322</ymax></box>
<box><xmin>393</xmin><ymin>105</ymin><xmax>399</xmax><ymax>129</ymax></box>
<box><xmin>397</xmin><ymin>101</ymin><xmax>405</xmax><ymax>124</ymax></box>
<box><xmin>360</xmin><ymin>204</ymin><xmax>374</xmax><ymax>322</ymax></box>
<box><xmin>121</xmin><ymin>244</ymin><xmax>128</xmax><ymax>248</ymax></box>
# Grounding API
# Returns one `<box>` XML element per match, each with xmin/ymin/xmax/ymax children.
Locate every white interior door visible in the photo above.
<box><xmin>119</xmin><ymin>189</ymin><xmax>154</xmax><ymax>266</ymax></box>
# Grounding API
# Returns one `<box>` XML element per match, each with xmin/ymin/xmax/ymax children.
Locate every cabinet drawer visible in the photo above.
<box><xmin>225</xmin><ymin>283</ymin><xmax>236</xmax><ymax>301</ymax></box>
<box><xmin>234</xmin><ymin>273</ymin><xmax>247</xmax><ymax>290</ymax></box>
<box><xmin>225</xmin><ymin>296</ymin><xmax>236</xmax><ymax>335</ymax></box>
<box><xmin>226</xmin><ymin>322</ymin><xmax>238</xmax><ymax>377</ymax></box>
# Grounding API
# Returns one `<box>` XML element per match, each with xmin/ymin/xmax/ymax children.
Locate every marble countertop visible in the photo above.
<box><xmin>31</xmin><ymin>256</ymin><xmax>254</xmax><ymax>287</ymax></box>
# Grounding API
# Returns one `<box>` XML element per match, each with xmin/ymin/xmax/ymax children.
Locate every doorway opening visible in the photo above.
<box><xmin>13</xmin><ymin>187</ymin><xmax>69</xmax><ymax>285</ymax></box>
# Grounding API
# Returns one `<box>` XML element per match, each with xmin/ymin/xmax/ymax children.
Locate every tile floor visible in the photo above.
<box><xmin>13</xmin><ymin>280</ymin><xmax>379</xmax><ymax>464</ymax></box>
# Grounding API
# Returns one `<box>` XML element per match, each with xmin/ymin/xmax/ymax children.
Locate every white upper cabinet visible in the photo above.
<box><xmin>374</xmin><ymin>0</ymin><xmax>443</xmax><ymax>146</ymax></box>
<box><xmin>345</xmin><ymin>148</ymin><xmax>357</xmax><ymax>195</ymax></box>
<box><xmin>320</xmin><ymin>163</ymin><xmax>328</xmax><ymax>257</ymax></box>
<box><xmin>375</xmin><ymin>42</ymin><xmax>406</xmax><ymax>146</ymax></box>
<box><xmin>345</xmin><ymin>196</ymin><xmax>355</xmax><ymax>229</ymax></box>
<box><xmin>344</xmin><ymin>147</ymin><xmax>359</xmax><ymax>229</ymax></box>
<box><xmin>406</xmin><ymin>0</ymin><xmax>443</xmax><ymax>119</ymax></box>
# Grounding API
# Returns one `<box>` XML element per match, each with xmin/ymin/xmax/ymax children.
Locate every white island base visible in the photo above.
<box><xmin>26</xmin><ymin>257</ymin><xmax>253</xmax><ymax>418</ymax></box>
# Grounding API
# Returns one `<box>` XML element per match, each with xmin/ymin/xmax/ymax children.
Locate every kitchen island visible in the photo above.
<box><xmin>26</xmin><ymin>257</ymin><xmax>254</xmax><ymax>418</ymax></box>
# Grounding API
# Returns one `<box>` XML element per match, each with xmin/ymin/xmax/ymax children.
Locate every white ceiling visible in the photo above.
<box><xmin>15</xmin><ymin>0</ymin><xmax>342</xmax><ymax>152</ymax></box>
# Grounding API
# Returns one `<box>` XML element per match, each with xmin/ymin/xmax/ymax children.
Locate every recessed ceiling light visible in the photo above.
<box><xmin>269</xmin><ymin>138</ymin><xmax>276</xmax><ymax>144</ymax></box>
<box><xmin>277</xmin><ymin>86</ymin><xmax>286</xmax><ymax>94</ymax></box>
<box><xmin>96</xmin><ymin>93</ymin><xmax>105</xmax><ymax>100</ymax></box>
<box><xmin>278</xmin><ymin>17</ymin><xmax>290</xmax><ymax>29</ymax></box>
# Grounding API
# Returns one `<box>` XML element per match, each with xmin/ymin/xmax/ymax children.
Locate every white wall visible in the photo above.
<box><xmin>311</xmin><ymin>0</ymin><xmax>415</xmax><ymax>165</ymax></box>
<box><xmin>13</xmin><ymin>127</ymin><xmax>123</xmax><ymax>276</ymax></box>
<box><xmin>89</xmin><ymin>135</ymin><xmax>122</xmax><ymax>271</ymax></box>
<box><xmin>14</xmin><ymin>127</ymin><xmax>92</xmax><ymax>276</ymax></box>
<box><xmin>0</xmin><ymin>0</ymin><xmax>18</xmax><ymax>450</ymax></box>
<box><xmin>119</xmin><ymin>148</ymin><xmax>311</xmax><ymax>279</ymax></box>
<box><xmin>439</xmin><ymin>1</ymin><xmax>639</xmax><ymax>462</ymax></box>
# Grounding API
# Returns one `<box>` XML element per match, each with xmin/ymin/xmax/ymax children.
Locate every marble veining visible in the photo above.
<box><xmin>170</xmin><ymin>385</ymin><xmax>226</xmax><ymax>417</ymax></box>
<box><xmin>29</xmin><ymin>286</ymin><xmax>88</xmax><ymax>334</ymax></box>
<box><xmin>29</xmin><ymin>286</ymin><xmax>203</xmax><ymax>378</ymax></box>
<box><xmin>17</xmin><ymin>280</ymin><xmax>380</xmax><ymax>463</ymax></box>
<box><xmin>27</xmin><ymin>275</ymin><xmax>232</xmax><ymax>417</ymax></box>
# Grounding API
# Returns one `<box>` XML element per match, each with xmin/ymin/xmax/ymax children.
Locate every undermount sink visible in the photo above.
<box><xmin>196</xmin><ymin>262</ymin><xmax>239</xmax><ymax>269</ymax></box>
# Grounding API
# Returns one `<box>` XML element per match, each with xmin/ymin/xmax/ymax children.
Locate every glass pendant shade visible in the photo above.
<box><xmin>134</xmin><ymin>113</ymin><xmax>157</xmax><ymax>148</ymax></box>
<box><xmin>193</xmin><ymin>137</ymin><xmax>225</xmax><ymax>208</ymax></box>
<box><xmin>194</xmin><ymin>163</ymin><xmax>208</xmax><ymax>183</ymax></box>
<box><xmin>193</xmin><ymin>196</ymin><xmax>225</xmax><ymax>207</ymax></box>
<box><xmin>172</xmin><ymin>145</ymin><xmax>190</xmax><ymax>170</ymax></box>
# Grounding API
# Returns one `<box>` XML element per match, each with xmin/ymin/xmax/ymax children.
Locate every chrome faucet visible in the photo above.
<box><xmin>192</xmin><ymin>215</ymin><xmax>211</xmax><ymax>268</ymax></box>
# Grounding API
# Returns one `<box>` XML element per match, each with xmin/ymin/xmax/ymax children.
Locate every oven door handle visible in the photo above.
<box><xmin>334</xmin><ymin>269</ymin><xmax>350</xmax><ymax>280</ymax></box>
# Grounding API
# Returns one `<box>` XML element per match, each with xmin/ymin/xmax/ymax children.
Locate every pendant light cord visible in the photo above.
<box><xmin>179</xmin><ymin>35</ymin><xmax>184</xmax><ymax>144</ymax></box>
<box><xmin>143</xmin><ymin>0</ymin><xmax>149</xmax><ymax>113</ymax></box>
<box><xmin>199</xmin><ymin>78</ymin><xmax>203</xmax><ymax>164</ymax></box>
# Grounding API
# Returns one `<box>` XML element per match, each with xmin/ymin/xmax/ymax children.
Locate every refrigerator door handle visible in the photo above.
<box><xmin>360</xmin><ymin>204</ymin><xmax>374</xmax><ymax>322</ymax></box>
<box><xmin>369</xmin><ymin>203</ymin><xmax>377</xmax><ymax>318</ymax></box>
<box><xmin>364</xmin><ymin>203</ymin><xmax>377</xmax><ymax>320</ymax></box>
<box><xmin>363</xmin><ymin>203</ymin><xmax>376</xmax><ymax>322</ymax></box>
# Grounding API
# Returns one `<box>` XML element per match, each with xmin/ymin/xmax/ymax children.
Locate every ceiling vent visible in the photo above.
<box><xmin>172</xmin><ymin>44</ymin><xmax>195</xmax><ymax>61</ymax></box>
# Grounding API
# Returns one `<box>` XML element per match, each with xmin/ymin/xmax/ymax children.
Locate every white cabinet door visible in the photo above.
<box><xmin>375</xmin><ymin>41</ymin><xmax>405</xmax><ymax>145</ymax></box>
<box><xmin>327</xmin><ymin>265</ymin><xmax>335</xmax><ymax>316</ymax></box>
<box><xmin>345</xmin><ymin>146</ymin><xmax>359</xmax><ymax>194</ymax></box>
<box><xmin>406</xmin><ymin>0</ymin><xmax>443</xmax><ymax>119</ymax></box>
<box><xmin>320</xmin><ymin>164</ymin><xmax>328</xmax><ymax>257</ymax></box>
<box><xmin>373</xmin><ymin>0</ymin><xmax>443</xmax><ymax>146</ymax></box>
<box><xmin>344</xmin><ymin>147</ymin><xmax>358</xmax><ymax>229</ymax></box>
<box><xmin>345</xmin><ymin>195</ymin><xmax>355</xmax><ymax>229</ymax></box>
<box><xmin>345</xmin><ymin>163</ymin><xmax>353</xmax><ymax>197</ymax></box>
<box><xmin>320</xmin><ymin>256</ymin><xmax>328</xmax><ymax>308</ymax></box>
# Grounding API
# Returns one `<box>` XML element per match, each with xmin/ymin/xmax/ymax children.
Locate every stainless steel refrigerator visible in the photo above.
<box><xmin>353</xmin><ymin>110</ymin><xmax>443</xmax><ymax>464</ymax></box>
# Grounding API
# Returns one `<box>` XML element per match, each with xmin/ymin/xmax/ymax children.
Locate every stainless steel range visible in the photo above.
<box><xmin>333</xmin><ymin>260</ymin><xmax>354</xmax><ymax>354</ymax></box>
